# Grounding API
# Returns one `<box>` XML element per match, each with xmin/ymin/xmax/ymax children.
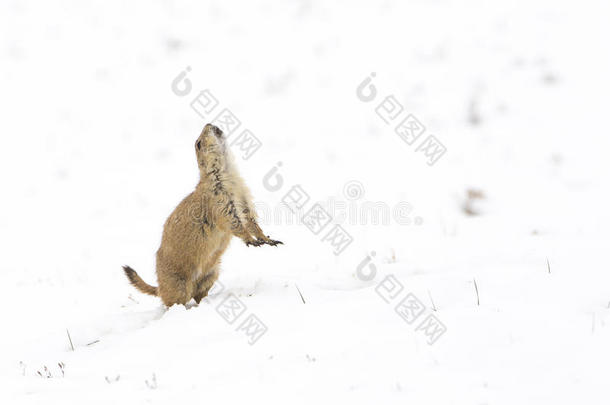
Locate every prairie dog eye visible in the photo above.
<box><xmin>196</xmin><ymin>140</ymin><xmax>202</xmax><ymax>150</ymax></box>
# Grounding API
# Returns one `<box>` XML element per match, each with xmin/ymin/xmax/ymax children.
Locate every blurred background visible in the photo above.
<box><xmin>1</xmin><ymin>0</ymin><xmax>609</xmax><ymax>403</ymax></box>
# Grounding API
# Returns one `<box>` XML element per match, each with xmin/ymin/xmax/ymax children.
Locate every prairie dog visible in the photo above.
<box><xmin>123</xmin><ymin>124</ymin><xmax>282</xmax><ymax>307</ymax></box>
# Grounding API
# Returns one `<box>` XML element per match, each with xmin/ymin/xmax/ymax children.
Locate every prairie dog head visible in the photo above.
<box><xmin>195</xmin><ymin>123</ymin><xmax>228</xmax><ymax>174</ymax></box>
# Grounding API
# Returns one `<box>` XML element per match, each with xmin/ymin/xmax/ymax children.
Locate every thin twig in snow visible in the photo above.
<box><xmin>473</xmin><ymin>278</ymin><xmax>480</xmax><ymax>306</ymax></box>
<box><xmin>546</xmin><ymin>257</ymin><xmax>551</xmax><ymax>274</ymax></box>
<box><xmin>427</xmin><ymin>290</ymin><xmax>437</xmax><ymax>311</ymax></box>
<box><xmin>295</xmin><ymin>284</ymin><xmax>306</xmax><ymax>304</ymax></box>
<box><xmin>66</xmin><ymin>329</ymin><xmax>74</xmax><ymax>351</ymax></box>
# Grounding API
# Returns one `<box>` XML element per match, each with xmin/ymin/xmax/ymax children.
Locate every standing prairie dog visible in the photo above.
<box><xmin>123</xmin><ymin>124</ymin><xmax>282</xmax><ymax>307</ymax></box>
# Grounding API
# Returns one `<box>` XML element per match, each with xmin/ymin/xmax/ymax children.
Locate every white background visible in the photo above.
<box><xmin>1</xmin><ymin>0</ymin><xmax>609</xmax><ymax>403</ymax></box>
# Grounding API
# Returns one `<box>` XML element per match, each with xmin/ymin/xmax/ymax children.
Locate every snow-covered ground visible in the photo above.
<box><xmin>1</xmin><ymin>0</ymin><xmax>610</xmax><ymax>403</ymax></box>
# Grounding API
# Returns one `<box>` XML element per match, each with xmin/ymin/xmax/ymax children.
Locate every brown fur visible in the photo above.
<box><xmin>123</xmin><ymin>124</ymin><xmax>282</xmax><ymax>307</ymax></box>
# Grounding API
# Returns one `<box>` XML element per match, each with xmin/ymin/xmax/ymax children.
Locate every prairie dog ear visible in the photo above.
<box><xmin>213</xmin><ymin>126</ymin><xmax>224</xmax><ymax>139</ymax></box>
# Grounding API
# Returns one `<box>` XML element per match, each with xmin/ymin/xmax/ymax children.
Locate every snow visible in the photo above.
<box><xmin>1</xmin><ymin>0</ymin><xmax>610</xmax><ymax>403</ymax></box>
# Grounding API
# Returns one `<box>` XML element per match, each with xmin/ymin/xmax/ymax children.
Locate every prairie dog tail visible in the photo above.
<box><xmin>122</xmin><ymin>265</ymin><xmax>158</xmax><ymax>296</ymax></box>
